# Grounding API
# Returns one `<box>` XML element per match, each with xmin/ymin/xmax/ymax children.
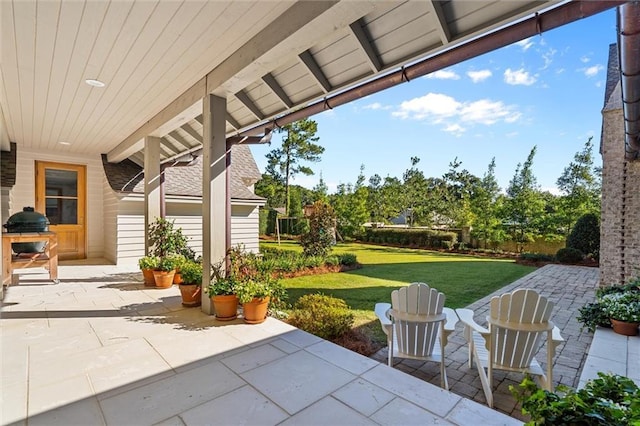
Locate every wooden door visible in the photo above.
<box><xmin>35</xmin><ymin>161</ymin><xmax>86</xmax><ymax>260</ymax></box>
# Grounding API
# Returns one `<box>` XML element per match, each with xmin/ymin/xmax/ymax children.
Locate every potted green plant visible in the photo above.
<box><xmin>178</xmin><ymin>260</ymin><xmax>202</xmax><ymax>307</ymax></box>
<box><xmin>138</xmin><ymin>255</ymin><xmax>160</xmax><ymax>286</ymax></box>
<box><xmin>167</xmin><ymin>253</ymin><xmax>187</xmax><ymax>284</ymax></box>
<box><xmin>236</xmin><ymin>276</ymin><xmax>281</xmax><ymax>324</ymax></box>
<box><xmin>153</xmin><ymin>256</ymin><xmax>177</xmax><ymax>288</ymax></box>
<box><xmin>206</xmin><ymin>258</ymin><xmax>240</xmax><ymax>321</ymax></box>
<box><xmin>148</xmin><ymin>217</ymin><xmax>196</xmax><ymax>261</ymax></box>
<box><xmin>601</xmin><ymin>292</ymin><xmax>640</xmax><ymax>336</ymax></box>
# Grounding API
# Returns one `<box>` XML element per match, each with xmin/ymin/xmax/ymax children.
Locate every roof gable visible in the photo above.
<box><xmin>103</xmin><ymin>144</ymin><xmax>264</xmax><ymax>201</ymax></box>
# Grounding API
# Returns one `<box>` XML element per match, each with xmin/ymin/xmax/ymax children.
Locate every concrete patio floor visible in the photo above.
<box><xmin>372</xmin><ymin>264</ymin><xmax>600</xmax><ymax>421</ymax></box>
<box><xmin>1</xmin><ymin>261</ymin><xmax>520</xmax><ymax>426</ymax></box>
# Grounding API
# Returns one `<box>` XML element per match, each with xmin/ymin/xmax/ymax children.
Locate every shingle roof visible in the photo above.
<box><xmin>103</xmin><ymin>144</ymin><xmax>265</xmax><ymax>201</ymax></box>
<box><xmin>603</xmin><ymin>43</ymin><xmax>622</xmax><ymax>112</ymax></box>
<box><xmin>0</xmin><ymin>142</ymin><xmax>16</xmax><ymax>188</ymax></box>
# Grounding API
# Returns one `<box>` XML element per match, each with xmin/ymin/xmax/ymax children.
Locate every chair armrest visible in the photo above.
<box><xmin>552</xmin><ymin>325</ymin><xmax>564</xmax><ymax>344</ymax></box>
<box><xmin>443</xmin><ymin>307</ymin><xmax>458</xmax><ymax>332</ymax></box>
<box><xmin>455</xmin><ymin>308</ymin><xmax>489</xmax><ymax>335</ymax></box>
<box><xmin>374</xmin><ymin>303</ymin><xmax>392</xmax><ymax>337</ymax></box>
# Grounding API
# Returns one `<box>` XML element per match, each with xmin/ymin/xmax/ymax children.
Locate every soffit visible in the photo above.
<box><xmin>1</xmin><ymin>0</ymin><xmax>562</xmax><ymax>164</ymax></box>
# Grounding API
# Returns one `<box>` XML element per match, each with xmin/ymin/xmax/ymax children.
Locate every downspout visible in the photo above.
<box><xmin>620</xmin><ymin>2</ymin><xmax>640</xmax><ymax>160</ymax></box>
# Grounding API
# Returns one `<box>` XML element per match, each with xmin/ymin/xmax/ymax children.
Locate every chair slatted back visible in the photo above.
<box><xmin>489</xmin><ymin>289</ymin><xmax>554</xmax><ymax>369</ymax></box>
<box><xmin>391</xmin><ymin>283</ymin><xmax>445</xmax><ymax>358</ymax></box>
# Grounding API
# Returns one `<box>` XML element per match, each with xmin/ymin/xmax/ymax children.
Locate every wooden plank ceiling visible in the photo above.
<box><xmin>0</xmin><ymin>0</ymin><xmax>560</xmax><ymax>164</ymax></box>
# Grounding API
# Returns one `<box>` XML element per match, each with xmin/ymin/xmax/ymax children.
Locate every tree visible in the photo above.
<box><xmin>331</xmin><ymin>165</ymin><xmax>369</xmax><ymax>238</ymax></box>
<box><xmin>556</xmin><ymin>137</ymin><xmax>601</xmax><ymax>234</ymax></box>
<box><xmin>265</xmin><ymin>118</ymin><xmax>324</xmax><ymax>215</ymax></box>
<box><xmin>300</xmin><ymin>201</ymin><xmax>336</xmax><ymax>257</ymax></box>
<box><xmin>441</xmin><ymin>157</ymin><xmax>480</xmax><ymax>227</ymax></box>
<box><xmin>255</xmin><ymin>173</ymin><xmax>285</xmax><ymax>208</ymax></box>
<box><xmin>401</xmin><ymin>157</ymin><xmax>429</xmax><ymax>226</ymax></box>
<box><xmin>312</xmin><ymin>172</ymin><xmax>329</xmax><ymax>203</ymax></box>
<box><xmin>471</xmin><ymin>158</ymin><xmax>503</xmax><ymax>248</ymax></box>
<box><xmin>503</xmin><ymin>147</ymin><xmax>545</xmax><ymax>252</ymax></box>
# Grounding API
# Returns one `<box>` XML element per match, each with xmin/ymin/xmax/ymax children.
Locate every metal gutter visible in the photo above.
<box><xmin>620</xmin><ymin>2</ymin><xmax>640</xmax><ymax>160</ymax></box>
<box><xmin>236</xmin><ymin>1</ymin><xmax>625</xmax><ymax>138</ymax></box>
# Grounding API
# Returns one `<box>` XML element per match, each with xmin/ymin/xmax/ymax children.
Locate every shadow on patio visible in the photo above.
<box><xmin>1</xmin><ymin>262</ymin><xmax>519</xmax><ymax>425</ymax></box>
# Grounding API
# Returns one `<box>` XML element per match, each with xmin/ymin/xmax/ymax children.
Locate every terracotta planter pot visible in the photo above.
<box><xmin>611</xmin><ymin>318</ymin><xmax>639</xmax><ymax>336</ymax></box>
<box><xmin>242</xmin><ymin>296</ymin><xmax>270</xmax><ymax>324</ymax></box>
<box><xmin>173</xmin><ymin>272</ymin><xmax>183</xmax><ymax>285</ymax></box>
<box><xmin>179</xmin><ymin>284</ymin><xmax>201</xmax><ymax>307</ymax></box>
<box><xmin>211</xmin><ymin>294</ymin><xmax>239</xmax><ymax>321</ymax></box>
<box><xmin>142</xmin><ymin>268</ymin><xmax>156</xmax><ymax>287</ymax></box>
<box><xmin>153</xmin><ymin>270</ymin><xmax>175</xmax><ymax>288</ymax></box>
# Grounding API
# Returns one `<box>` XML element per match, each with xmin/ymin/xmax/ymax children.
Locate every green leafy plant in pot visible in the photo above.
<box><xmin>206</xmin><ymin>255</ymin><xmax>241</xmax><ymax>321</ymax></box>
<box><xmin>601</xmin><ymin>291</ymin><xmax>640</xmax><ymax>336</ymax></box>
<box><xmin>236</xmin><ymin>275</ymin><xmax>282</xmax><ymax>324</ymax></box>
<box><xmin>178</xmin><ymin>260</ymin><xmax>202</xmax><ymax>307</ymax></box>
<box><xmin>153</xmin><ymin>256</ymin><xmax>177</xmax><ymax>288</ymax></box>
<box><xmin>138</xmin><ymin>255</ymin><xmax>160</xmax><ymax>286</ymax></box>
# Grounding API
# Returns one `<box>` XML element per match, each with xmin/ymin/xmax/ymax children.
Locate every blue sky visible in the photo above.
<box><xmin>251</xmin><ymin>8</ymin><xmax>617</xmax><ymax>194</ymax></box>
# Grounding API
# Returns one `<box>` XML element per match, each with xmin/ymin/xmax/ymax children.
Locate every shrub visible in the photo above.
<box><xmin>555</xmin><ymin>247</ymin><xmax>584</xmax><ymax>264</ymax></box>
<box><xmin>287</xmin><ymin>294</ymin><xmax>354</xmax><ymax>340</ymax></box>
<box><xmin>520</xmin><ymin>252</ymin><xmax>555</xmax><ymax>262</ymax></box>
<box><xmin>567</xmin><ymin>213</ymin><xmax>600</xmax><ymax>259</ymax></box>
<box><xmin>511</xmin><ymin>373</ymin><xmax>640</xmax><ymax>425</ymax></box>
<box><xmin>338</xmin><ymin>253</ymin><xmax>358</xmax><ymax>266</ymax></box>
<box><xmin>361</xmin><ymin>228</ymin><xmax>457</xmax><ymax>249</ymax></box>
<box><xmin>577</xmin><ymin>302</ymin><xmax>611</xmax><ymax>332</ymax></box>
<box><xmin>300</xmin><ymin>201</ymin><xmax>336</xmax><ymax>257</ymax></box>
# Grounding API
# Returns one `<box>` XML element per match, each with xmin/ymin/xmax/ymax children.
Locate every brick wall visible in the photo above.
<box><xmin>600</xmin><ymin>108</ymin><xmax>640</xmax><ymax>286</ymax></box>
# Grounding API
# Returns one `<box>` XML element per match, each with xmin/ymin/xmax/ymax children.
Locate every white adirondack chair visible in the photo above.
<box><xmin>375</xmin><ymin>282</ymin><xmax>458</xmax><ymax>390</ymax></box>
<box><xmin>456</xmin><ymin>288</ymin><xmax>564</xmax><ymax>408</ymax></box>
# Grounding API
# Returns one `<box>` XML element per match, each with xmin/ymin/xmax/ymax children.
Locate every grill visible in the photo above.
<box><xmin>3</xmin><ymin>207</ymin><xmax>50</xmax><ymax>253</ymax></box>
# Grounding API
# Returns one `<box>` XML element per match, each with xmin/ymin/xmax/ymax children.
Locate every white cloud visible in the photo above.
<box><xmin>515</xmin><ymin>38</ymin><xmax>534</xmax><ymax>51</ymax></box>
<box><xmin>506</xmin><ymin>131</ymin><xmax>519</xmax><ymax>138</ymax></box>
<box><xmin>425</xmin><ymin>69</ymin><xmax>460</xmax><ymax>80</ymax></box>
<box><xmin>444</xmin><ymin>123</ymin><xmax>465</xmax><ymax>136</ymax></box>
<box><xmin>504</xmin><ymin>68</ymin><xmax>536</xmax><ymax>86</ymax></box>
<box><xmin>467</xmin><ymin>69</ymin><xmax>492</xmax><ymax>83</ymax></box>
<box><xmin>541</xmin><ymin>48</ymin><xmax>556</xmax><ymax>70</ymax></box>
<box><xmin>580</xmin><ymin>55</ymin><xmax>591</xmax><ymax>63</ymax></box>
<box><xmin>392</xmin><ymin>93</ymin><xmax>521</xmax><ymax>134</ymax></box>
<box><xmin>392</xmin><ymin>93</ymin><xmax>460</xmax><ymax>121</ymax></box>
<box><xmin>459</xmin><ymin>99</ymin><xmax>521</xmax><ymax>125</ymax></box>
<box><xmin>361</xmin><ymin>102</ymin><xmax>391</xmax><ymax>111</ymax></box>
<box><xmin>583</xmin><ymin>64</ymin><xmax>604</xmax><ymax>78</ymax></box>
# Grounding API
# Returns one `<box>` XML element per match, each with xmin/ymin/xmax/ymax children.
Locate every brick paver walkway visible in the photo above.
<box><xmin>370</xmin><ymin>264</ymin><xmax>600</xmax><ymax>421</ymax></box>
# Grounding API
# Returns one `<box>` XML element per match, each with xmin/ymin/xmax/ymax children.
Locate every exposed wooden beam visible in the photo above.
<box><xmin>107</xmin><ymin>79</ymin><xmax>206</xmax><ymax>162</ymax></box>
<box><xmin>180</xmin><ymin>123</ymin><xmax>203</xmax><ymax>144</ymax></box>
<box><xmin>206</xmin><ymin>1</ymin><xmax>339</xmax><ymax>94</ymax></box>
<box><xmin>234</xmin><ymin>90</ymin><xmax>265</xmax><ymax>120</ymax></box>
<box><xmin>226</xmin><ymin>113</ymin><xmax>241</xmax><ymax>131</ymax></box>
<box><xmin>167</xmin><ymin>131</ymin><xmax>192</xmax><ymax>150</ymax></box>
<box><xmin>349</xmin><ymin>19</ymin><xmax>381</xmax><ymax>72</ymax></box>
<box><xmin>299</xmin><ymin>50</ymin><xmax>331</xmax><ymax>93</ymax></box>
<box><xmin>426</xmin><ymin>0</ymin><xmax>451</xmax><ymax>45</ymax></box>
<box><xmin>262</xmin><ymin>73</ymin><xmax>293</xmax><ymax>108</ymax></box>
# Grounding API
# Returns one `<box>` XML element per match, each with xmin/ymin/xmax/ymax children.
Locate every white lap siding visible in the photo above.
<box><xmin>106</xmin><ymin>191</ymin><xmax>261</xmax><ymax>265</ymax></box>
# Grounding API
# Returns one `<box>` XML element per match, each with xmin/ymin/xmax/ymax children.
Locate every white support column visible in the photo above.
<box><xmin>202</xmin><ymin>94</ymin><xmax>228</xmax><ymax>314</ymax></box>
<box><xmin>144</xmin><ymin>136</ymin><xmax>162</xmax><ymax>255</ymax></box>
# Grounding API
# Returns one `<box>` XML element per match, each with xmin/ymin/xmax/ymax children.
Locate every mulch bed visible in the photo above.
<box><xmin>274</xmin><ymin>263</ymin><xmax>362</xmax><ymax>279</ymax></box>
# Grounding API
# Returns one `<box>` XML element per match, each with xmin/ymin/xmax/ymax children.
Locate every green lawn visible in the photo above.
<box><xmin>261</xmin><ymin>240</ymin><xmax>536</xmax><ymax>347</ymax></box>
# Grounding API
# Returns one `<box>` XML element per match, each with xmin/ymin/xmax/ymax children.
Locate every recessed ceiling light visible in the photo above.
<box><xmin>85</xmin><ymin>79</ymin><xmax>105</xmax><ymax>88</ymax></box>
<box><xmin>59</xmin><ymin>141</ymin><xmax>71</xmax><ymax>146</ymax></box>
